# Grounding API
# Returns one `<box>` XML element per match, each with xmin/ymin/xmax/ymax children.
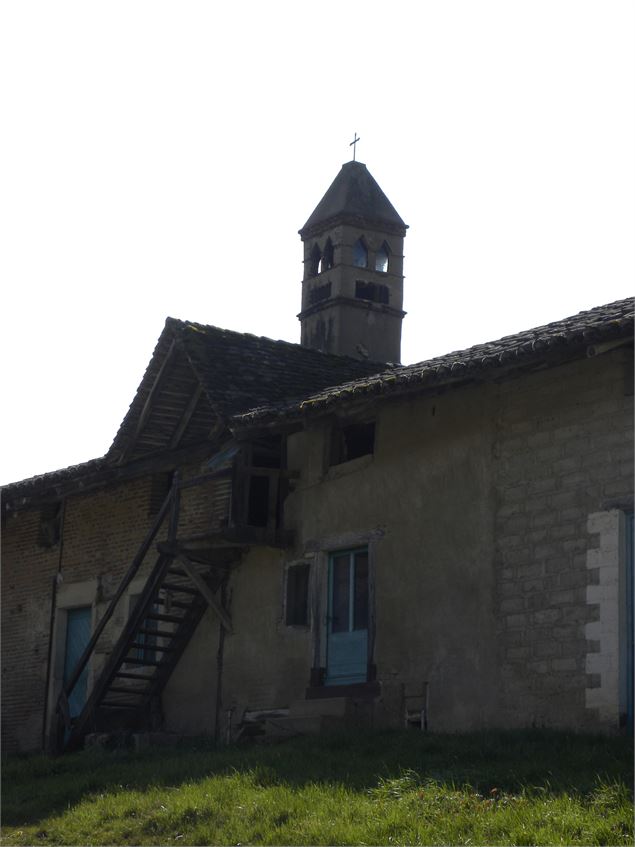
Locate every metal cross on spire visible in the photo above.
<box><xmin>349</xmin><ymin>132</ymin><xmax>360</xmax><ymax>161</ymax></box>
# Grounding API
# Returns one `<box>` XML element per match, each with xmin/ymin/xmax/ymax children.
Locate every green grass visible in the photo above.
<box><xmin>2</xmin><ymin>729</ymin><xmax>632</xmax><ymax>845</ymax></box>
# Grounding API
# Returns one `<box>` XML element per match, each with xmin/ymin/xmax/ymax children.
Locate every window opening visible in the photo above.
<box><xmin>330</xmin><ymin>549</ymin><xmax>368</xmax><ymax>633</ymax></box>
<box><xmin>309</xmin><ymin>281</ymin><xmax>332</xmax><ymax>306</ymax></box>
<box><xmin>375</xmin><ymin>242</ymin><xmax>390</xmax><ymax>273</ymax></box>
<box><xmin>247</xmin><ymin>475</ymin><xmax>270</xmax><ymax>527</ymax></box>
<box><xmin>309</xmin><ymin>244</ymin><xmax>321</xmax><ymax>277</ymax></box>
<box><xmin>285</xmin><ymin>563</ymin><xmax>310</xmax><ymax>626</ymax></box>
<box><xmin>355</xmin><ymin>280</ymin><xmax>389</xmax><ymax>304</ymax></box>
<box><xmin>331</xmin><ymin>421</ymin><xmax>375</xmax><ymax>465</ymax></box>
<box><xmin>352</xmin><ymin>238</ymin><xmax>368</xmax><ymax>268</ymax></box>
<box><xmin>323</xmin><ymin>238</ymin><xmax>334</xmax><ymax>270</ymax></box>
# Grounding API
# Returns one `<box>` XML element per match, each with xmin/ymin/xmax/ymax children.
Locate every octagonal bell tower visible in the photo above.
<box><xmin>298</xmin><ymin>161</ymin><xmax>408</xmax><ymax>363</ymax></box>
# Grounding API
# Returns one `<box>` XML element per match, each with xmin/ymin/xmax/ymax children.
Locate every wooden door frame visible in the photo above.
<box><xmin>304</xmin><ymin>529</ymin><xmax>382</xmax><ymax>691</ymax></box>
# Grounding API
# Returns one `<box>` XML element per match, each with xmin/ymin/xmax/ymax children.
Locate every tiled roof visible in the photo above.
<box><xmin>234</xmin><ymin>298</ymin><xmax>634</xmax><ymax>425</ymax></box>
<box><xmin>299</xmin><ymin>161</ymin><xmax>407</xmax><ymax>237</ymax></box>
<box><xmin>172</xmin><ymin>319</ymin><xmax>385</xmax><ymax>417</ymax></box>
<box><xmin>2</xmin><ymin>457</ymin><xmax>107</xmax><ymax>503</ymax></box>
<box><xmin>4</xmin><ymin>298</ymin><xmax>632</xmax><ymax>501</ymax></box>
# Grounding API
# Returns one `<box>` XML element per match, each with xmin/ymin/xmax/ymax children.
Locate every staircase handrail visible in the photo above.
<box><xmin>57</xmin><ymin>477</ymin><xmax>177</xmax><ymax>711</ymax></box>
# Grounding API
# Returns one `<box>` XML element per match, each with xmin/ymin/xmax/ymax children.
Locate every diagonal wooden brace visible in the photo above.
<box><xmin>177</xmin><ymin>555</ymin><xmax>233</xmax><ymax>634</ymax></box>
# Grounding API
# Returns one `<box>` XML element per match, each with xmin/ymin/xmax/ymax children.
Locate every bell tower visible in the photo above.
<box><xmin>298</xmin><ymin>160</ymin><xmax>408</xmax><ymax>363</ymax></box>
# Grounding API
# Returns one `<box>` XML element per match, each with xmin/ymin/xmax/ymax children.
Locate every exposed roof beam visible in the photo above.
<box><xmin>134</xmin><ymin>339</ymin><xmax>176</xmax><ymax>440</ymax></box>
<box><xmin>170</xmin><ymin>384</ymin><xmax>203</xmax><ymax>450</ymax></box>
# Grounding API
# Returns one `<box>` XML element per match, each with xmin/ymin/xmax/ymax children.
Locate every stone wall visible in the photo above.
<box><xmin>493</xmin><ymin>348</ymin><xmax>633</xmax><ymax>729</ymax></box>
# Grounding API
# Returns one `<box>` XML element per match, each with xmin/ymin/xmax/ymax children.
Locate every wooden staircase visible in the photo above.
<box><xmin>61</xmin><ymin>550</ymin><xmax>233</xmax><ymax>752</ymax></box>
<box><xmin>55</xmin><ymin>438</ymin><xmax>293</xmax><ymax>753</ymax></box>
<box><xmin>55</xmin><ymin>466</ymin><xmax>240</xmax><ymax>753</ymax></box>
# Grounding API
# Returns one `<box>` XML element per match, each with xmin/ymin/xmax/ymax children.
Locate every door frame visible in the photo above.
<box><xmin>305</xmin><ymin>529</ymin><xmax>382</xmax><ymax>690</ymax></box>
<box><xmin>46</xmin><ymin>579</ymin><xmax>97</xmax><ymax>748</ymax></box>
<box><xmin>325</xmin><ymin>547</ymin><xmax>370</xmax><ymax>685</ymax></box>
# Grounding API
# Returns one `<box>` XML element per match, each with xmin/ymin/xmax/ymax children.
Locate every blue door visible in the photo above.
<box><xmin>326</xmin><ymin>549</ymin><xmax>369</xmax><ymax>686</ymax></box>
<box><xmin>626</xmin><ymin>513</ymin><xmax>633</xmax><ymax>731</ymax></box>
<box><xmin>63</xmin><ymin>606</ymin><xmax>92</xmax><ymax>718</ymax></box>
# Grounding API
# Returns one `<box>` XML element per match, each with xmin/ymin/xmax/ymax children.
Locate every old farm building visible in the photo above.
<box><xmin>2</xmin><ymin>161</ymin><xmax>634</xmax><ymax>754</ymax></box>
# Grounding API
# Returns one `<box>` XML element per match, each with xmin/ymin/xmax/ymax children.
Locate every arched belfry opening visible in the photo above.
<box><xmin>353</xmin><ymin>238</ymin><xmax>368</xmax><ymax>269</ymax></box>
<box><xmin>309</xmin><ymin>243</ymin><xmax>321</xmax><ymax>277</ymax></box>
<box><xmin>323</xmin><ymin>238</ymin><xmax>335</xmax><ymax>271</ymax></box>
<box><xmin>375</xmin><ymin>241</ymin><xmax>390</xmax><ymax>273</ymax></box>
<box><xmin>298</xmin><ymin>161</ymin><xmax>408</xmax><ymax>363</ymax></box>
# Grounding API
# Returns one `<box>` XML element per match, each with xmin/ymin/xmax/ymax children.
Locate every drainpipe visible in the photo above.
<box><xmin>41</xmin><ymin>498</ymin><xmax>66</xmax><ymax>752</ymax></box>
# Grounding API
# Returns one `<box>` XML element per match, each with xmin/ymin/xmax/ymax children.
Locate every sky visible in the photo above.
<box><xmin>1</xmin><ymin>0</ymin><xmax>633</xmax><ymax>486</ymax></box>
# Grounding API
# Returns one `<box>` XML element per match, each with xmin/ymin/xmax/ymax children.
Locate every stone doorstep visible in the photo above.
<box><xmin>289</xmin><ymin>696</ymin><xmax>355</xmax><ymax>719</ymax></box>
<box><xmin>264</xmin><ymin>712</ymin><xmax>358</xmax><ymax>739</ymax></box>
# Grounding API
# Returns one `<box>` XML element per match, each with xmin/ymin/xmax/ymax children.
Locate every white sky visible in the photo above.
<box><xmin>1</xmin><ymin>0</ymin><xmax>633</xmax><ymax>486</ymax></box>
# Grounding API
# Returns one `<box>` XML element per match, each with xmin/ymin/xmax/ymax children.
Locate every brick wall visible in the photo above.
<box><xmin>493</xmin><ymin>349</ymin><xmax>633</xmax><ymax>729</ymax></box>
<box><xmin>1</xmin><ymin>463</ymin><xmax>231</xmax><ymax>753</ymax></box>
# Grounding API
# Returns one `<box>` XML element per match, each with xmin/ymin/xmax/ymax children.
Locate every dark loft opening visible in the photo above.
<box><xmin>331</xmin><ymin>421</ymin><xmax>376</xmax><ymax>465</ymax></box>
<box><xmin>247</xmin><ymin>475</ymin><xmax>270</xmax><ymax>526</ymax></box>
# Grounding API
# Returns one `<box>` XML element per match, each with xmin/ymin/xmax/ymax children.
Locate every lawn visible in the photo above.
<box><xmin>2</xmin><ymin>729</ymin><xmax>632</xmax><ymax>845</ymax></box>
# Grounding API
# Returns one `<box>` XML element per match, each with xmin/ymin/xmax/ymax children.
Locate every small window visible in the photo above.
<box><xmin>352</xmin><ymin>238</ymin><xmax>368</xmax><ymax>268</ymax></box>
<box><xmin>355</xmin><ymin>280</ymin><xmax>389</xmax><ymax>304</ymax></box>
<box><xmin>375</xmin><ymin>242</ymin><xmax>390</xmax><ymax>273</ymax></box>
<box><xmin>309</xmin><ymin>244</ymin><xmax>321</xmax><ymax>277</ymax></box>
<box><xmin>309</xmin><ymin>281</ymin><xmax>332</xmax><ymax>305</ymax></box>
<box><xmin>331</xmin><ymin>421</ymin><xmax>376</xmax><ymax>465</ymax></box>
<box><xmin>285</xmin><ymin>563</ymin><xmax>310</xmax><ymax>626</ymax></box>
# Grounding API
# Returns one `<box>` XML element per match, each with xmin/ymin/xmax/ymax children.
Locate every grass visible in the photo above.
<box><xmin>1</xmin><ymin>729</ymin><xmax>632</xmax><ymax>845</ymax></box>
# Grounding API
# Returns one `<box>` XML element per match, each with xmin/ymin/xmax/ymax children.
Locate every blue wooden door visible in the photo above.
<box><xmin>326</xmin><ymin>549</ymin><xmax>368</xmax><ymax>686</ymax></box>
<box><xmin>63</xmin><ymin>606</ymin><xmax>92</xmax><ymax>718</ymax></box>
<box><xmin>626</xmin><ymin>513</ymin><xmax>633</xmax><ymax>731</ymax></box>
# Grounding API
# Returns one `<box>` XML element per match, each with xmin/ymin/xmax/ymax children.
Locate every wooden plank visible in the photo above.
<box><xmin>177</xmin><ymin>555</ymin><xmax>233</xmax><ymax>634</ymax></box>
<box><xmin>59</xmin><ymin>489</ymin><xmax>175</xmax><ymax>703</ymax></box>
<box><xmin>170</xmin><ymin>384</ymin><xmax>203</xmax><ymax>449</ymax></box>
<box><xmin>134</xmin><ymin>339</ymin><xmax>176</xmax><ymax>440</ymax></box>
<box><xmin>145</xmin><ymin>612</ymin><xmax>188</xmax><ymax>624</ymax></box>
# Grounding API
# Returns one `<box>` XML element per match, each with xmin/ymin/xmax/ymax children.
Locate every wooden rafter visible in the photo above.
<box><xmin>177</xmin><ymin>554</ymin><xmax>233</xmax><ymax>633</ymax></box>
<box><xmin>170</xmin><ymin>383</ymin><xmax>203</xmax><ymax>450</ymax></box>
<box><xmin>134</xmin><ymin>339</ymin><xmax>177</xmax><ymax>440</ymax></box>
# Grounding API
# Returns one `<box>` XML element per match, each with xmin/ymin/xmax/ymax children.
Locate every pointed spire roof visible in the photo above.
<box><xmin>299</xmin><ymin>161</ymin><xmax>408</xmax><ymax>238</ymax></box>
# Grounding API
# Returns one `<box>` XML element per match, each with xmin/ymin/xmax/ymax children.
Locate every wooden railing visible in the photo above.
<box><xmin>56</xmin><ymin>473</ymin><xmax>181</xmax><ymax>731</ymax></box>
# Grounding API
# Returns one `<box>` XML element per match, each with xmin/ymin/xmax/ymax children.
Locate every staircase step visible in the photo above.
<box><xmin>155</xmin><ymin>597</ymin><xmax>195</xmax><ymax>611</ymax></box>
<box><xmin>123</xmin><ymin>657</ymin><xmax>166</xmax><ymax>666</ymax></box>
<box><xmin>145</xmin><ymin>612</ymin><xmax>188</xmax><ymax>624</ymax></box>
<box><xmin>107</xmin><ymin>686</ymin><xmax>148</xmax><ymax>696</ymax></box>
<box><xmin>160</xmin><ymin>583</ymin><xmax>199</xmax><ymax>595</ymax></box>
<box><xmin>114</xmin><ymin>671</ymin><xmax>153</xmax><ymax>680</ymax></box>
<box><xmin>129</xmin><ymin>642</ymin><xmax>177</xmax><ymax>653</ymax></box>
<box><xmin>136</xmin><ymin>627</ymin><xmax>178</xmax><ymax>638</ymax></box>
